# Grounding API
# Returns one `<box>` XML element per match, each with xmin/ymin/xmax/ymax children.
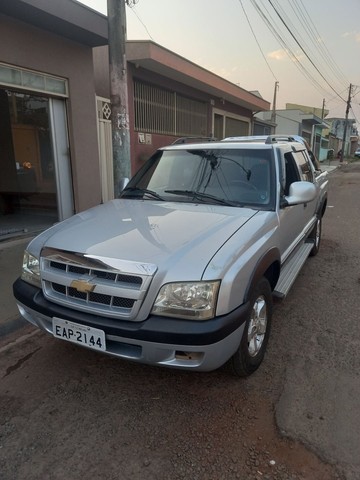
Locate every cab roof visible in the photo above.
<box><xmin>161</xmin><ymin>135</ymin><xmax>306</xmax><ymax>153</ymax></box>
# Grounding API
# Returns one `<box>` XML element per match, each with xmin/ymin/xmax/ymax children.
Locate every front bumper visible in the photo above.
<box><xmin>13</xmin><ymin>278</ymin><xmax>249</xmax><ymax>371</ymax></box>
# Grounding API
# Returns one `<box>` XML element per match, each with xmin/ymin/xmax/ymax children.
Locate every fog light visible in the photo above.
<box><xmin>175</xmin><ymin>351</ymin><xmax>203</xmax><ymax>362</ymax></box>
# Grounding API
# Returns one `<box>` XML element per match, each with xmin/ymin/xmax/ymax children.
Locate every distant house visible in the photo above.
<box><xmin>255</xmin><ymin>106</ymin><xmax>330</xmax><ymax>161</ymax></box>
<box><xmin>326</xmin><ymin>118</ymin><xmax>358</xmax><ymax>156</ymax></box>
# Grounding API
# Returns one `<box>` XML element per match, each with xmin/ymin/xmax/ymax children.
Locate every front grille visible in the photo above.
<box><xmin>40</xmin><ymin>247</ymin><xmax>156</xmax><ymax>320</ymax></box>
<box><xmin>51</xmin><ymin>261</ymin><xmax>143</xmax><ymax>285</ymax></box>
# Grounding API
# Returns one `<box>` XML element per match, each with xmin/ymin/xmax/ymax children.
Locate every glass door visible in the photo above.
<box><xmin>50</xmin><ymin>98</ymin><xmax>74</xmax><ymax>221</ymax></box>
<box><xmin>0</xmin><ymin>89</ymin><xmax>73</xmax><ymax>239</ymax></box>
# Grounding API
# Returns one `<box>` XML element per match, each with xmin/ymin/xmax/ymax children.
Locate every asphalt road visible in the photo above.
<box><xmin>275</xmin><ymin>162</ymin><xmax>360</xmax><ymax>480</ymax></box>
<box><xmin>0</xmin><ymin>163</ymin><xmax>359</xmax><ymax>480</ymax></box>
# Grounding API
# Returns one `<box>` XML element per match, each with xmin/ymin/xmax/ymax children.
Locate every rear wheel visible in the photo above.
<box><xmin>309</xmin><ymin>216</ymin><xmax>322</xmax><ymax>256</ymax></box>
<box><xmin>229</xmin><ymin>277</ymin><xmax>272</xmax><ymax>377</ymax></box>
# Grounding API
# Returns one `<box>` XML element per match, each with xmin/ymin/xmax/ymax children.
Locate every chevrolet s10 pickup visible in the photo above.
<box><xmin>13</xmin><ymin>135</ymin><xmax>328</xmax><ymax>376</ymax></box>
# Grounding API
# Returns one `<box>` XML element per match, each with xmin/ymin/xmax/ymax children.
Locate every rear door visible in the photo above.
<box><xmin>278</xmin><ymin>149</ymin><xmax>316</xmax><ymax>262</ymax></box>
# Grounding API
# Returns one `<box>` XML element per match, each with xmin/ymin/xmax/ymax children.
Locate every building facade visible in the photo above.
<box><xmin>326</xmin><ymin>118</ymin><xmax>358</xmax><ymax>157</ymax></box>
<box><xmin>0</xmin><ymin>0</ymin><xmax>107</xmax><ymax>238</ymax></box>
<box><xmin>93</xmin><ymin>41</ymin><xmax>270</xmax><ymax>199</ymax></box>
<box><xmin>255</xmin><ymin>107</ymin><xmax>329</xmax><ymax>161</ymax></box>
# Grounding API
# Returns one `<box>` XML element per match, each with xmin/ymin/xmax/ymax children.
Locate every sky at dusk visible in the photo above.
<box><xmin>78</xmin><ymin>0</ymin><xmax>360</xmax><ymax>126</ymax></box>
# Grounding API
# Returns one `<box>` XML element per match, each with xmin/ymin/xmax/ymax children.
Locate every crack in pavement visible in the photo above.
<box><xmin>3</xmin><ymin>347</ymin><xmax>42</xmax><ymax>378</ymax></box>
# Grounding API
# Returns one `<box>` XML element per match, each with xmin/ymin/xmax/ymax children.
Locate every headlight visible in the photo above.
<box><xmin>21</xmin><ymin>251</ymin><xmax>41</xmax><ymax>288</ymax></box>
<box><xmin>152</xmin><ymin>281</ymin><xmax>220</xmax><ymax>320</ymax></box>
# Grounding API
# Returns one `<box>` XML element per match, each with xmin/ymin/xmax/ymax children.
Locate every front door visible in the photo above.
<box><xmin>0</xmin><ymin>89</ymin><xmax>73</xmax><ymax>238</ymax></box>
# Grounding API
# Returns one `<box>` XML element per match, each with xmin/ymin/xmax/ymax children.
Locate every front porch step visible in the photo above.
<box><xmin>273</xmin><ymin>242</ymin><xmax>313</xmax><ymax>298</ymax></box>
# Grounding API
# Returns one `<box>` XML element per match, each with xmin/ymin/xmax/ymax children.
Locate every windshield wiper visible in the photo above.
<box><xmin>122</xmin><ymin>187</ymin><xmax>164</xmax><ymax>201</ymax></box>
<box><xmin>165</xmin><ymin>189</ymin><xmax>236</xmax><ymax>206</ymax></box>
<box><xmin>189</xmin><ymin>150</ymin><xmax>251</xmax><ymax>179</ymax></box>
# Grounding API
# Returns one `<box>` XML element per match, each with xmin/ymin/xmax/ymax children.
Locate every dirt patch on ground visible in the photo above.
<box><xmin>0</xmin><ymin>329</ymin><xmax>342</xmax><ymax>480</ymax></box>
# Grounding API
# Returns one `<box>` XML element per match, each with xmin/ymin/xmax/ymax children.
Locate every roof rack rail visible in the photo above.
<box><xmin>264</xmin><ymin>135</ymin><xmax>299</xmax><ymax>144</ymax></box>
<box><xmin>221</xmin><ymin>135</ymin><xmax>267</xmax><ymax>143</ymax></box>
<box><xmin>172</xmin><ymin>136</ymin><xmax>217</xmax><ymax>145</ymax></box>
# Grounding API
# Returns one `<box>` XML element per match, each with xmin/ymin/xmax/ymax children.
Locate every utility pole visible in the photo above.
<box><xmin>270</xmin><ymin>81</ymin><xmax>279</xmax><ymax>129</ymax></box>
<box><xmin>107</xmin><ymin>0</ymin><xmax>131</xmax><ymax>197</ymax></box>
<box><xmin>321</xmin><ymin>98</ymin><xmax>325</xmax><ymax>120</ymax></box>
<box><xmin>340</xmin><ymin>83</ymin><xmax>352</xmax><ymax>163</ymax></box>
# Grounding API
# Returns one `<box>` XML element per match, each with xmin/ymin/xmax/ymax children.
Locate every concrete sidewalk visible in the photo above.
<box><xmin>0</xmin><ymin>159</ymin><xmax>343</xmax><ymax>337</ymax></box>
<box><xmin>319</xmin><ymin>158</ymin><xmax>344</xmax><ymax>172</ymax></box>
<box><xmin>0</xmin><ymin>236</ymin><xmax>33</xmax><ymax>336</ymax></box>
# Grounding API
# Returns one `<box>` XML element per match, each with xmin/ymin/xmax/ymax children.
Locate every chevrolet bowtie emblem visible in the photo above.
<box><xmin>70</xmin><ymin>279</ymin><xmax>96</xmax><ymax>293</ymax></box>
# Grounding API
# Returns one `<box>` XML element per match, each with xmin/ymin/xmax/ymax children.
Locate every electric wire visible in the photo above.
<box><xmin>271</xmin><ymin>0</ymin><xmax>324</xmax><ymax>77</ymax></box>
<box><xmin>276</xmin><ymin>0</ymin><xmax>350</xmax><ymax>89</ymax></box>
<box><xmin>252</xmin><ymin>0</ymin><xmax>330</xmax><ymax>96</ymax></box>
<box><xmin>326</xmin><ymin>87</ymin><xmax>351</xmax><ymax>107</ymax></box>
<box><xmin>264</xmin><ymin>0</ymin><xmax>346</xmax><ymax>102</ymax></box>
<box><xmin>247</xmin><ymin>0</ymin><xmax>349</xmax><ymax>109</ymax></box>
<box><xmin>237</xmin><ymin>0</ymin><xmax>278</xmax><ymax>82</ymax></box>
<box><xmin>127</xmin><ymin>2</ymin><xmax>154</xmax><ymax>41</ymax></box>
<box><xmin>350</xmin><ymin>106</ymin><xmax>359</xmax><ymax>125</ymax></box>
<box><xmin>290</xmin><ymin>0</ymin><xmax>349</xmax><ymax>87</ymax></box>
<box><xmin>249</xmin><ymin>0</ymin><xmax>332</xmax><ymax>99</ymax></box>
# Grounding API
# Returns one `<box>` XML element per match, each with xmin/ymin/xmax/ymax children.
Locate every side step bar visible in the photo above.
<box><xmin>273</xmin><ymin>242</ymin><xmax>313</xmax><ymax>298</ymax></box>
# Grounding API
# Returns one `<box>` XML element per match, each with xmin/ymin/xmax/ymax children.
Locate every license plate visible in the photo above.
<box><xmin>53</xmin><ymin>317</ymin><xmax>106</xmax><ymax>352</ymax></box>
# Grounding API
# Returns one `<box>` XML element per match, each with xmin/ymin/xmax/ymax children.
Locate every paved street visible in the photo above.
<box><xmin>0</xmin><ymin>162</ymin><xmax>359</xmax><ymax>480</ymax></box>
<box><xmin>275</xmin><ymin>162</ymin><xmax>360</xmax><ymax>479</ymax></box>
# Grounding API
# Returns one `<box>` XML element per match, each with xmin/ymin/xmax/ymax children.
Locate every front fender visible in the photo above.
<box><xmin>204</xmin><ymin>212</ymin><xmax>280</xmax><ymax>316</ymax></box>
<box><xmin>244</xmin><ymin>247</ymin><xmax>280</xmax><ymax>301</ymax></box>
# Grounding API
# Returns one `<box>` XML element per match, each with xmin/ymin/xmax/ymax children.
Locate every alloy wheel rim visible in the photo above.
<box><xmin>315</xmin><ymin>219</ymin><xmax>321</xmax><ymax>247</ymax></box>
<box><xmin>247</xmin><ymin>295</ymin><xmax>267</xmax><ymax>357</ymax></box>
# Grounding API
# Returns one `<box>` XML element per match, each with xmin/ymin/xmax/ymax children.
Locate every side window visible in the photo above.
<box><xmin>292</xmin><ymin>151</ymin><xmax>314</xmax><ymax>182</ymax></box>
<box><xmin>284</xmin><ymin>153</ymin><xmax>300</xmax><ymax>195</ymax></box>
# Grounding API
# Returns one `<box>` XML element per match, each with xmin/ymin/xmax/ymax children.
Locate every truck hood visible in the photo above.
<box><xmin>29</xmin><ymin>200</ymin><xmax>258</xmax><ymax>279</ymax></box>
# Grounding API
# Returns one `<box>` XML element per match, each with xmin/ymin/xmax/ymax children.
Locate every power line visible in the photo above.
<box><xmin>289</xmin><ymin>0</ymin><xmax>349</xmax><ymax>88</ymax></box>
<box><xmin>249</xmin><ymin>0</ymin><xmax>332</xmax><ymax>98</ymax></box>
<box><xmin>246</xmin><ymin>0</ymin><xmax>349</xmax><ymax>109</ymax></box>
<box><xmin>127</xmin><ymin>1</ymin><xmax>154</xmax><ymax>41</ymax></box>
<box><xmin>237</xmin><ymin>0</ymin><xmax>278</xmax><ymax>82</ymax></box>
<box><xmin>350</xmin><ymin>106</ymin><xmax>359</xmax><ymax>125</ymax></box>
<box><xmin>326</xmin><ymin>87</ymin><xmax>351</xmax><ymax>106</ymax></box>
<box><xmin>264</xmin><ymin>0</ymin><xmax>346</xmax><ymax>102</ymax></box>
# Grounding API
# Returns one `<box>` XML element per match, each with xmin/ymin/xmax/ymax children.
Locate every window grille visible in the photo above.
<box><xmin>225</xmin><ymin>117</ymin><xmax>249</xmax><ymax>137</ymax></box>
<box><xmin>134</xmin><ymin>80</ymin><xmax>207</xmax><ymax>136</ymax></box>
<box><xmin>176</xmin><ymin>95</ymin><xmax>207</xmax><ymax>136</ymax></box>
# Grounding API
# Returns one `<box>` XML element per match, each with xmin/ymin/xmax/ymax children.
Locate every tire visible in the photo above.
<box><xmin>309</xmin><ymin>216</ymin><xmax>322</xmax><ymax>257</ymax></box>
<box><xmin>228</xmin><ymin>277</ymin><xmax>273</xmax><ymax>377</ymax></box>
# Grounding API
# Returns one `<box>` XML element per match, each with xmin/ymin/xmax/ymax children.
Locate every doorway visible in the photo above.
<box><xmin>0</xmin><ymin>89</ymin><xmax>73</xmax><ymax>239</ymax></box>
<box><xmin>213</xmin><ymin>110</ymin><xmax>250</xmax><ymax>140</ymax></box>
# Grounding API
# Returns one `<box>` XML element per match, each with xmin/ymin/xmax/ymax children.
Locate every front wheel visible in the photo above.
<box><xmin>228</xmin><ymin>277</ymin><xmax>272</xmax><ymax>377</ymax></box>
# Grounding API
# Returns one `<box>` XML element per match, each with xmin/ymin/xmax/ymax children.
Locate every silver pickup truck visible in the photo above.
<box><xmin>13</xmin><ymin>136</ymin><xmax>328</xmax><ymax>376</ymax></box>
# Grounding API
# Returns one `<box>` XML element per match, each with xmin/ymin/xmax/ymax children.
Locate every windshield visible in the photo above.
<box><xmin>121</xmin><ymin>148</ymin><xmax>275</xmax><ymax>209</ymax></box>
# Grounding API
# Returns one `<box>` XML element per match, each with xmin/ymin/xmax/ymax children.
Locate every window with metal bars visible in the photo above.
<box><xmin>134</xmin><ymin>80</ymin><xmax>207</xmax><ymax>136</ymax></box>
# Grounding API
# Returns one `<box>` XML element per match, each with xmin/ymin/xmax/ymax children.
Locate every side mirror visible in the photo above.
<box><xmin>118</xmin><ymin>177</ymin><xmax>129</xmax><ymax>193</ymax></box>
<box><xmin>284</xmin><ymin>181</ymin><xmax>316</xmax><ymax>206</ymax></box>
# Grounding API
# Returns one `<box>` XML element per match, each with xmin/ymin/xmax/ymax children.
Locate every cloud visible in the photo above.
<box><xmin>267</xmin><ymin>49</ymin><xmax>287</xmax><ymax>61</ymax></box>
<box><xmin>342</xmin><ymin>31</ymin><xmax>360</xmax><ymax>42</ymax></box>
<box><xmin>268</xmin><ymin>48</ymin><xmax>305</xmax><ymax>63</ymax></box>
